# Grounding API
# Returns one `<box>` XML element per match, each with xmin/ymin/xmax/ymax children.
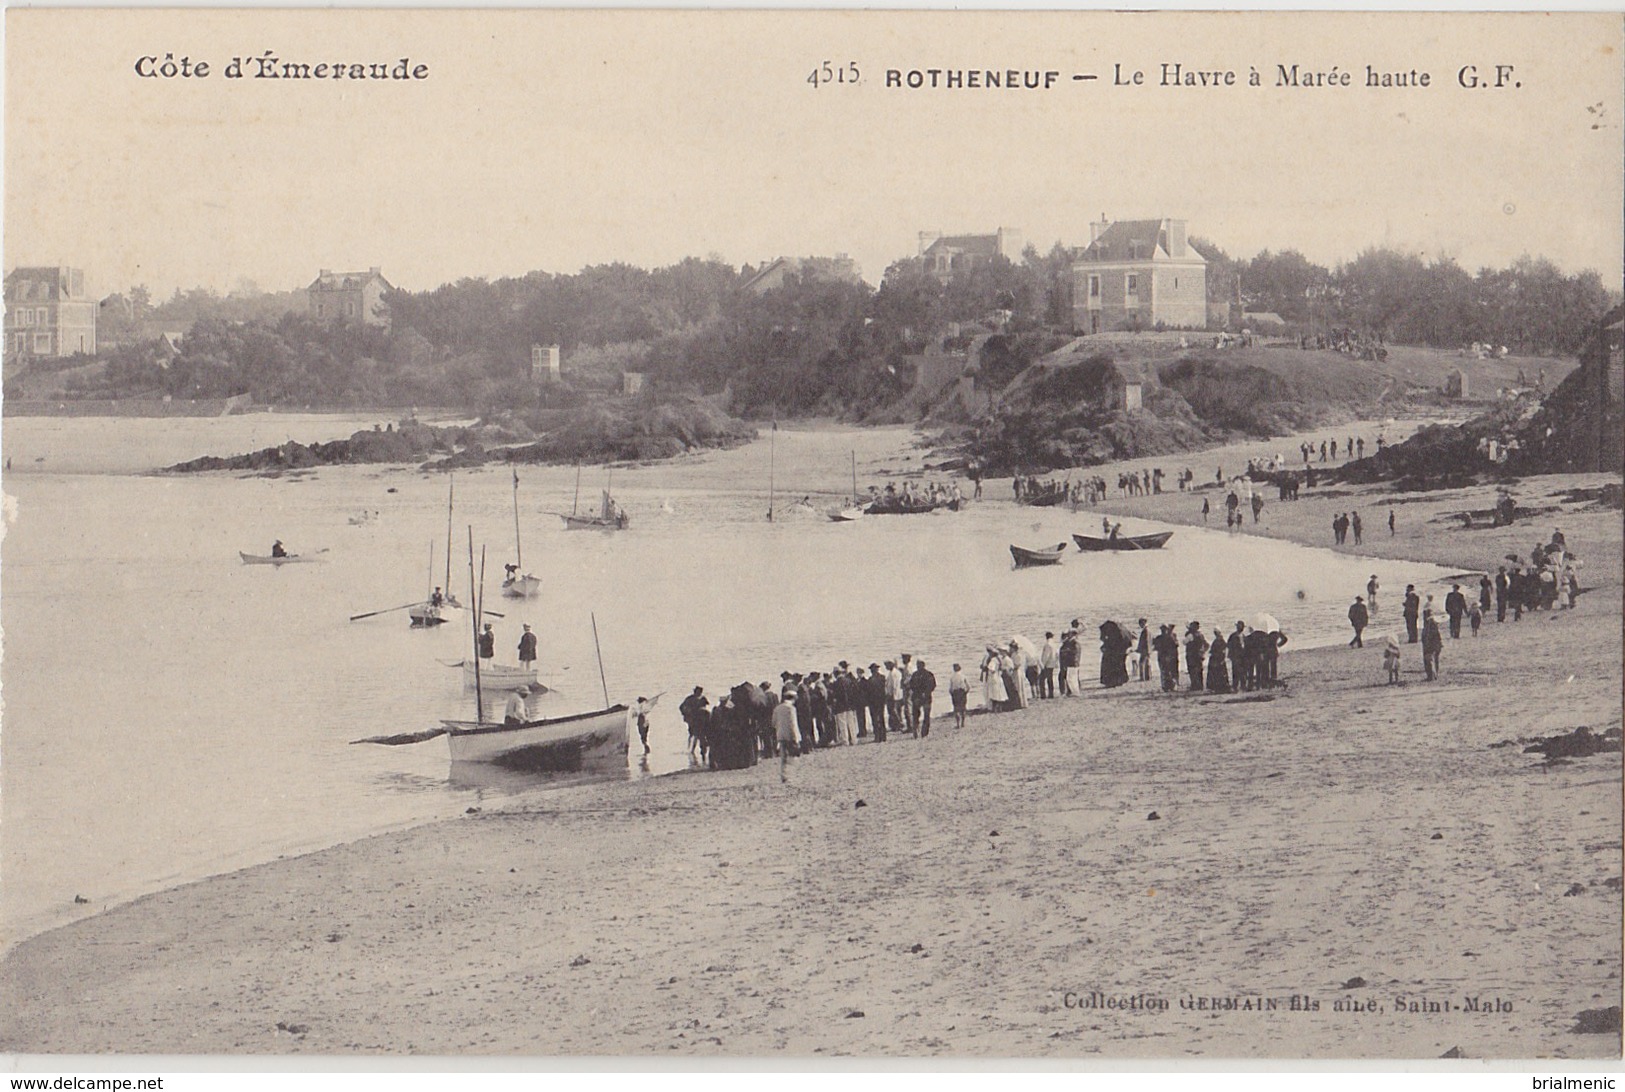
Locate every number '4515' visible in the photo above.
<box><xmin>808</xmin><ymin>61</ymin><xmax>860</xmax><ymax>87</ymax></box>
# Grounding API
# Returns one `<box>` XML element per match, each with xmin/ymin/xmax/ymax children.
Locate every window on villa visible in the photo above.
<box><xmin>1126</xmin><ymin>274</ymin><xmax>1139</xmax><ymax>295</ymax></box>
<box><xmin>34</xmin><ymin>333</ymin><xmax>51</xmax><ymax>353</ymax></box>
<box><xmin>1088</xmin><ymin>275</ymin><xmax>1100</xmax><ymax>299</ymax></box>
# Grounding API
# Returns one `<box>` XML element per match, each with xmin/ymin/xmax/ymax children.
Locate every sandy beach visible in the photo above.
<box><xmin>2</xmin><ymin>456</ymin><xmax>1620</xmax><ymax>1059</ymax></box>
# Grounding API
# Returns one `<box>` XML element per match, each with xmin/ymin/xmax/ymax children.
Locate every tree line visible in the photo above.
<box><xmin>58</xmin><ymin>242</ymin><xmax>1617</xmax><ymax>413</ymax></box>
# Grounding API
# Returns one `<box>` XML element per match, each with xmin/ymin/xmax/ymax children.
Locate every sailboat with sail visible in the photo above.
<box><xmin>828</xmin><ymin>449</ymin><xmax>866</xmax><ymax>522</ymax></box>
<box><xmin>502</xmin><ymin>470</ymin><xmax>542</xmax><ymax>598</ymax></box>
<box><xmin>561</xmin><ymin>466</ymin><xmax>630</xmax><ymax>530</ymax></box>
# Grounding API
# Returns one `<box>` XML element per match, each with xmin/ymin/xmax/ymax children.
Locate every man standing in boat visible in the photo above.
<box><xmin>517</xmin><ymin>624</ymin><xmax>537</xmax><ymax>671</ymax></box>
<box><xmin>271</xmin><ymin>540</ymin><xmax>287</xmax><ymax>558</ymax></box>
<box><xmin>479</xmin><ymin>623</ymin><xmax>496</xmax><ymax>662</ymax></box>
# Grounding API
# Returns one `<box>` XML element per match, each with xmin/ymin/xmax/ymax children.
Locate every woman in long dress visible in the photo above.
<box><xmin>1205</xmin><ymin>626</ymin><xmax>1230</xmax><ymax>692</ymax></box>
<box><xmin>981</xmin><ymin>646</ymin><xmax>1007</xmax><ymax>712</ymax></box>
<box><xmin>1000</xmin><ymin>649</ymin><xmax>1023</xmax><ymax>711</ymax></box>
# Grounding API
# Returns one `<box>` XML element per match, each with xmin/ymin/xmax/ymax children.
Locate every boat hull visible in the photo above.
<box><xmin>442</xmin><ymin>704</ymin><xmax>630</xmax><ymax>770</ymax></box>
<box><xmin>1021</xmin><ymin>492</ymin><xmax>1069</xmax><ymax>508</ymax></box>
<box><xmin>239</xmin><ymin>551</ymin><xmax>319</xmax><ymax>566</ymax></box>
<box><xmin>828</xmin><ymin>506</ymin><xmax>866</xmax><ymax>522</ymax></box>
<box><xmin>462</xmin><ymin>661</ymin><xmax>539</xmax><ymax>690</ymax></box>
<box><xmin>864</xmin><ymin>499</ymin><xmax>960</xmax><ymax>516</ymax></box>
<box><xmin>1011</xmin><ymin>543</ymin><xmax>1068</xmax><ymax>567</ymax></box>
<box><xmin>1072</xmin><ymin>531</ymin><xmax>1174</xmax><ymax>552</ymax></box>
<box><xmin>501</xmin><ymin>574</ymin><xmax>542</xmax><ymax>598</ymax></box>
<box><xmin>562</xmin><ymin>515</ymin><xmax>628</xmax><ymax>531</ymax></box>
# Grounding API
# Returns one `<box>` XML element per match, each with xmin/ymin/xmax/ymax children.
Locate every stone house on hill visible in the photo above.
<box><xmin>308</xmin><ymin>267</ymin><xmax>393</xmax><ymax>328</ymax></box>
<box><xmin>1072</xmin><ymin>219</ymin><xmax>1207</xmax><ymax>333</ymax></box>
<box><xmin>4</xmin><ymin>266</ymin><xmax>97</xmax><ymax>360</ymax></box>
<box><xmin>918</xmin><ymin>228</ymin><xmax>1022</xmax><ymax>284</ymax></box>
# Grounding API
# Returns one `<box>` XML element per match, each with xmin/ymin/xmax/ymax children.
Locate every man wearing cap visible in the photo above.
<box><xmin>866</xmin><ymin>663</ymin><xmax>888</xmax><ymax>743</ymax></box>
<box><xmin>832</xmin><ymin>665</ymin><xmax>857</xmax><ymax>746</ymax></box>
<box><xmin>852</xmin><ymin>665</ymin><xmax>869</xmax><ymax>738</ymax></box>
<box><xmin>680</xmin><ymin>686</ymin><xmax>709</xmax><ymax>760</ymax></box>
<box><xmin>517</xmin><ymin>624</ymin><xmax>537</xmax><ymax>670</ymax></box>
<box><xmin>1151</xmin><ymin>624</ymin><xmax>1180</xmax><ymax>692</ymax></box>
<box><xmin>1039</xmin><ymin>632</ymin><xmax>1058</xmax><ymax>699</ymax></box>
<box><xmin>900</xmin><ymin>654</ymin><xmax>918</xmax><ymax>735</ymax></box>
<box><xmin>1444</xmin><ymin>583</ymin><xmax>1468</xmax><ymax>639</ymax></box>
<box><xmin>885</xmin><ymin>660</ymin><xmax>906</xmax><ymax>738</ymax></box>
<box><xmin>503</xmin><ymin>687</ymin><xmax>528</xmax><ymax>726</ymax></box>
<box><xmin>1366</xmin><ymin>574</ymin><xmax>1380</xmax><ymax>615</ymax></box>
<box><xmin>1402</xmin><ymin>585</ymin><xmax>1420</xmax><ymax>643</ymax></box>
<box><xmin>1421</xmin><ymin>609</ymin><xmax>1443</xmax><ymax>680</ymax></box>
<box><xmin>1135</xmin><ymin>619</ymin><xmax>1152</xmax><ymax>683</ymax></box>
<box><xmin>478</xmin><ymin>623</ymin><xmax>496</xmax><ymax>661</ymax></box>
<box><xmin>909</xmin><ymin>660</ymin><xmax>937</xmax><ymax>738</ymax></box>
<box><xmin>1059</xmin><ymin>626</ymin><xmax>1080</xmax><ymax>696</ymax></box>
<box><xmin>773</xmin><ymin>690</ymin><xmax>800</xmax><ymax>782</ymax></box>
<box><xmin>1183</xmin><ymin>622</ymin><xmax>1207</xmax><ymax>691</ymax></box>
<box><xmin>1348</xmin><ymin>595</ymin><xmax>1369</xmax><ymax>648</ymax></box>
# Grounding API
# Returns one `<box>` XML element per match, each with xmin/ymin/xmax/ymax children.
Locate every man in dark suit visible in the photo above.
<box><xmin>1403</xmin><ymin>585</ymin><xmax>1421</xmax><ymax>643</ymax></box>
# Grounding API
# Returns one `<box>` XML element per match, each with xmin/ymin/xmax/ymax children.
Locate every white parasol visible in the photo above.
<box><xmin>1008</xmin><ymin>634</ymin><xmax>1040</xmax><ymax>659</ymax></box>
<box><xmin>1252</xmin><ymin>612</ymin><xmax>1282</xmax><ymax>634</ymax></box>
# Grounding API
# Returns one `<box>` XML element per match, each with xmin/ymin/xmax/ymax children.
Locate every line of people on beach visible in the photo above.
<box><xmin>680</xmin><ymin>655</ymin><xmax>964</xmax><ymax>775</ymax></box>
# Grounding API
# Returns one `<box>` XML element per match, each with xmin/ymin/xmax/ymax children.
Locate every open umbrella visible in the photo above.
<box><xmin>1252</xmin><ymin>612</ymin><xmax>1282</xmax><ymax>634</ymax></box>
<box><xmin>1008</xmin><ymin>634</ymin><xmax>1040</xmax><ymax>659</ymax></box>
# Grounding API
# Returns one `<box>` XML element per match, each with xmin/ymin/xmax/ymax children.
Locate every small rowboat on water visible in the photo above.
<box><xmin>1072</xmin><ymin>531</ymin><xmax>1174</xmax><ymax>552</ymax></box>
<box><xmin>828</xmin><ymin>505</ymin><xmax>866</xmax><ymax>523</ymax></box>
<box><xmin>441</xmin><ymin>703</ymin><xmax>629</xmax><ymax>770</ymax></box>
<box><xmin>239</xmin><ymin>551</ymin><xmax>322</xmax><ymax>566</ymax></box>
<box><xmin>1010</xmin><ymin>542</ymin><xmax>1068</xmax><ymax>567</ymax></box>
<box><xmin>457</xmin><ymin>660</ymin><xmax>540</xmax><ymax>691</ymax></box>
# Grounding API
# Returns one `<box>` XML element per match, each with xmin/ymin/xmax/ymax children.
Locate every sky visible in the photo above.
<box><xmin>5</xmin><ymin>9</ymin><xmax>1622</xmax><ymax>299</ymax></box>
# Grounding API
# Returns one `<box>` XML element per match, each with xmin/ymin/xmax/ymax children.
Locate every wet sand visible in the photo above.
<box><xmin>2</xmin><ymin>465</ymin><xmax>1620</xmax><ymax>1059</ymax></box>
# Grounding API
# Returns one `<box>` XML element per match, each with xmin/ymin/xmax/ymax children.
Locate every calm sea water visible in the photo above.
<box><xmin>0</xmin><ymin>414</ymin><xmax>1451</xmax><ymax>945</ymax></box>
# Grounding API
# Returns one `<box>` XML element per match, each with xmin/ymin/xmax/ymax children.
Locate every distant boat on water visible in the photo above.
<box><xmin>1011</xmin><ymin>542</ymin><xmax>1068</xmax><ymax>567</ymax></box>
<box><xmin>1072</xmin><ymin>531</ymin><xmax>1173</xmax><ymax>552</ymax></box>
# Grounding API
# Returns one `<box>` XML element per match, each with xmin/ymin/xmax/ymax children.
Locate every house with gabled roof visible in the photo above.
<box><xmin>918</xmin><ymin>228</ymin><xmax>1021</xmax><ymax>284</ymax></box>
<box><xmin>307</xmin><ymin>267</ymin><xmax>393</xmax><ymax>328</ymax></box>
<box><xmin>4</xmin><ymin>266</ymin><xmax>97</xmax><ymax>360</ymax></box>
<box><xmin>741</xmin><ymin>254</ymin><xmax>864</xmax><ymax>295</ymax></box>
<box><xmin>1072</xmin><ymin>218</ymin><xmax>1207</xmax><ymax>332</ymax></box>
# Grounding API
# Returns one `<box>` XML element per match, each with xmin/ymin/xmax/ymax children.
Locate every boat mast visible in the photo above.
<box><xmin>851</xmin><ymin>448</ymin><xmax>858</xmax><ymax>503</ymax></box>
<box><xmin>427</xmin><ymin>541</ymin><xmax>434</xmax><ymax>599</ymax></box>
<box><xmin>571</xmin><ymin>466</ymin><xmax>582</xmax><ymax>518</ymax></box>
<box><xmin>467</xmin><ymin>527</ymin><xmax>484</xmax><ymax>724</ymax></box>
<box><xmin>590</xmin><ymin>611</ymin><xmax>610</xmax><ymax>707</ymax></box>
<box><xmin>512</xmin><ymin>470</ymin><xmax>523</xmax><ymax>571</ymax></box>
<box><xmin>444</xmin><ymin>474</ymin><xmax>454</xmax><ymax>595</ymax></box>
<box><xmin>767</xmin><ymin>421</ymin><xmax>776</xmax><ymax>521</ymax></box>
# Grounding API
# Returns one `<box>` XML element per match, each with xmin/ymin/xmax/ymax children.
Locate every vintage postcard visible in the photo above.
<box><xmin>1</xmin><ymin>8</ymin><xmax>1621</xmax><ymax>1067</ymax></box>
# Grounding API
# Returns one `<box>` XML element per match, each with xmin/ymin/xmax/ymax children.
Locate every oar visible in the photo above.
<box><xmin>350</xmin><ymin>602</ymin><xmax>421</xmax><ymax>622</ymax></box>
<box><xmin>350</xmin><ymin>727</ymin><xmax>449</xmax><ymax>746</ymax></box>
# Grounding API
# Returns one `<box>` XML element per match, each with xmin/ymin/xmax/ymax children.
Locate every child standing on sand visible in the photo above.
<box><xmin>1383</xmin><ymin>636</ymin><xmax>1402</xmax><ymax>684</ymax></box>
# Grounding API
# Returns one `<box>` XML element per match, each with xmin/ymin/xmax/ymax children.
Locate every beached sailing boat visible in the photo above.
<box><xmin>444</xmin><ymin>533</ymin><xmax>626</xmax><ymax>770</ymax></box>
<box><xmin>502</xmin><ymin>470</ymin><xmax>541</xmax><ymax>598</ymax></box>
<box><xmin>351</xmin><ymin>532</ymin><xmax>627</xmax><ymax>772</ymax></box>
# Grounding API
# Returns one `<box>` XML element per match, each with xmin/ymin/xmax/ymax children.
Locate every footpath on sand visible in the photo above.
<box><xmin>1</xmin><ymin>474</ymin><xmax>1620</xmax><ymax>1059</ymax></box>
